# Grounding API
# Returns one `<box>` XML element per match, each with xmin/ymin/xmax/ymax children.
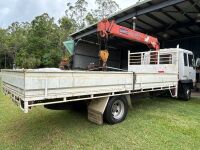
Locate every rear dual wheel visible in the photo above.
<box><xmin>104</xmin><ymin>96</ymin><xmax>128</xmax><ymax>124</ymax></box>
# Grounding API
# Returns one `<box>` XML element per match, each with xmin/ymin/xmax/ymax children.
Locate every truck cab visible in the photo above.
<box><xmin>177</xmin><ymin>49</ymin><xmax>196</xmax><ymax>100</ymax></box>
<box><xmin>178</xmin><ymin>49</ymin><xmax>196</xmax><ymax>84</ymax></box>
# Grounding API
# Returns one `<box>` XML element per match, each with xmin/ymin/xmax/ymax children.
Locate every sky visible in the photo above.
<box><xmin>0</xmin><ymin>0</ymin><xmax>138</xmax><ymax>28</ymax></box>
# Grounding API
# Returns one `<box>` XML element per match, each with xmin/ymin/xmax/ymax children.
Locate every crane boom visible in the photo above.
<box><xmin>97</xmin><ymin>19</ymin><xmax>160</xmax><ymax>50</ymax></box>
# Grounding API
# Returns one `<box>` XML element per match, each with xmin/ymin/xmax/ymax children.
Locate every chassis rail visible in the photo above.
<box><xmin>3</xmin><ymin>83</ymin><xmax>176</xmax><ymax>113</ymax></box>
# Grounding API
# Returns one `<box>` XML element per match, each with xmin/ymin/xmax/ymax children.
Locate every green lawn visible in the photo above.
<box><xmin>1</xmin><ymin>84</ymin><xmax>200</xmax><ymax>150</ymax></box>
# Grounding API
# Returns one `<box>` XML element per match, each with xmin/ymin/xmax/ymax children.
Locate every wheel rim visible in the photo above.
<box><xmin>111</xmin><ymin>100</ymin><xmax>125</xmax><ymax>120</ymax></box>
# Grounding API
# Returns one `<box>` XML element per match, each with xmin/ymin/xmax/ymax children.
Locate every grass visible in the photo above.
<box><xmin>1</xmin><ymin>84</ymin><xmax>200</xmax><ymax>150</ymax></box>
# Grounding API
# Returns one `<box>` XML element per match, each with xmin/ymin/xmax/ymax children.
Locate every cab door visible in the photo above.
<box><xmin>184</xmin><ymin>52</ymin><xmax>196</xmax><ymax>82</ymax></box>
<box><xmin>183</xmin><ymin>52</ymin><xmax>189</xmax><ymax>79</ymax></box>
<box><xmin>187</xmin><ymin>53</ymin><xmax>196</xmax><ymax>82</ymax></box>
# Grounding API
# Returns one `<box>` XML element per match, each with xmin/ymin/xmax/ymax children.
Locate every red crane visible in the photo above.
<box><xmin>97</xmin><ymin>19</ymin><xmax>160</xmax><ymax>50</ymax></box>
<box><xmin>96</xmin><ymin>19</ymin><xmax>160</xmax><ymax>68</ymax></box>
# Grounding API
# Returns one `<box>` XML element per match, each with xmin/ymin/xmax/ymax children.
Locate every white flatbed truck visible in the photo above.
<box><xmin>1</xmin><ymin>48</ymin><xmax>196</xmax><ymax>124</ymax></box>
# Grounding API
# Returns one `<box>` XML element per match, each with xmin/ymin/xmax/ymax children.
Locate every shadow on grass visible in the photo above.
<box><xmin>2</xmin><ymin>108</ymin><xmax>97</xmax><ymax>146</ymax></box>
<box><xmin>20</xmin><ymin>95</ymin><xmax>176</xmax><ymax>129</ymax></box>
<box><xmin>131</xmin><ymin>94</ymin><xmax>175</xmax><ymax>109</ymax></box>
<box><xmin>19</xmin><ymin>96</ymin><xmax>174</xmax><ymax>130</ymax></box>
<box><xmin>4</xmin><ymin>93</ymin><xmax>198</xmax><ymax>140</ymax></box>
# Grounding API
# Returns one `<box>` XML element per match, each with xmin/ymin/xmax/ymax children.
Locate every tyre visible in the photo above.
<box><xmin>182</xmin><ymin>86</ymin><xmax>191</xmax><ymax>101</ymax></box>
<box><xmin>104</xmin><ymin>96</ymin><xmax>128</xmax><ymax>124</ymax></box>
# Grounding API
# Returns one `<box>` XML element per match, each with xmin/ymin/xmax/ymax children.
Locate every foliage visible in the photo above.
<box><xmin>0</xmin><ymin>29</ymin><xmax>8</xmax><ymax>54</ymax></box>
<box><xmin>7</xmin><ymin>22</ymin><xmax>30</xmax><ymax>66</ymax></box>
<box><xmin>66</xmin><ymin>0</ymin><xmax>88</xmax><ymax>30</ymax></box>
<box><xmin>0</xmin><ymin>0</ymin><xmax>120</xmax><ymax>69</ymax></box>
<box><xmin>13</xmin><ymin>13</ymin><xmax>61</xmax><ymax>68</ymax></box>
<box><xmin>65</xmin><ymin>0</ymin><xmax>120</xmax><ymax>29</ymax></box>
<box><xmin>16</xmin><ymin>49</ymin><xmax>41</xmax><ymax>68</ymax></box>
<box><xmin>92</xmin><ymin>0</ymin><xmax>120</xmax><ymax>20</ymax></box>
<box><xmin>58</xmin><ymin>16</ymin><xmax>76</xmax><ymax>53</ymax></box>
<box><xmin>0</xmin><ymin>28</ymin><xmax>9</xmax><ymax>68</ymax></box>
<box><xmin>85</xmin><ymin>12</ymin><xmax>98</xmax><ymax>25</ymax></box>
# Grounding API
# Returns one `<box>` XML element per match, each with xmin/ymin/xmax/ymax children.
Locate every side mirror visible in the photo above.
<box><xmin>196</xmin><ymin>58</ymin><xmax>200</xmax><ymax>68</ymax></box>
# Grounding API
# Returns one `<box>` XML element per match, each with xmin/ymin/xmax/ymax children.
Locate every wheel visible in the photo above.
<box><xmin>181</xmin><ymin>85</ymin><xmax>191</xmax><ymax>101</ymax></box>
<box><xmin>104</xmin><ymin>96</ymin><xmax>128</xmax><ymax>124</ymax></box>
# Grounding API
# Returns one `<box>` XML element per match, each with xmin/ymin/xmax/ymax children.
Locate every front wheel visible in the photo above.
<box><xmin>179</xmin><ymin>84</ymin><xmax>191</xmax><ymax>101</ymax></box>
<box><xmin>104</xmin><ymin>96</ymin><xmax>128</xmax><ymax>124</ymax></box>
<box><xmin>182</xmin><ymin>86</ymin><xmax>191</xmax><ymax>101</ymax></box>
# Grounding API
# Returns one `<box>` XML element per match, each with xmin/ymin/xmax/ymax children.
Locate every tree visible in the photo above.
<box><xmin>7</xmin><ymin>22</ymin><xmax>30</xmax><ymax>66</ymax></box>
<box><xmin>64</xmin><ymin>0</ymin><xmax>120</xmax><ymax>29</ymax></box>
<box><xmin>0</xmin><ymin>28</ymin><xmax>9</xmax><ymax>68</ymax></box>
<box><xmin>85</xmin><ymin>12</ymin><xmax>98</xmax><ymax>26</ymax></box>
<box><xmin>16</xmin><ymin>13</ymin><xmax>62</xmax><ymax>68</ymax></box>
<box><xmin>58</xmin><ymin>16</ymin><xmax>75</xmax><ymax>58</ymax></box>
<box><xmin>92</xmin><ymin>0</ymin><xmax>120</xmax><ymax>20</ymax></box>
<box><xmin>0</xmin><ymin>29</ymin><xmax>8</xmax><ymax>52</ymax></box>
<box><xmin>59</xmin><ymin>16</ymin><xmax>74</xmax><ymax>31</ymax></box>
<box><xmin>66</xmin><ymin>0</ymin><xmax>88</xmax><ymax>30</ymax></box>
<box><xmin>0</xmin><ymin>0</ymin><xmax>121</xmax><ymax>69</ymax></box>
<box><xmin>58</xmin><ymin>16</ymin><xmax>75</xmax><ymax>44</ymax></box>
<box><xmin>16</xmin><ymin>48</ymin><xmax>41</xmax><ymax>68</ymax></box>
<box><xmin>0</xmin><ymin>22</ymin><xmax>31</xmax><ymax>69</ymax></box>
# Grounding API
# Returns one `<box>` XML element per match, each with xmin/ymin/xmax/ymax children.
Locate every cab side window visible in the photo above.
<box><xmin>184</xmin><ymin>53</ymin><xmax>188</xmax><ymax>66</ymax></box>
<box><xmin>188</xmin><ymin>54</ymin><xmax>193</xmax><ymax>67</ymax></box>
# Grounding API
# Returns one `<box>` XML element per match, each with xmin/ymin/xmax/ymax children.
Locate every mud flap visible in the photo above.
<box><xmin>126</xmin><ymin>94</ymin><xmax>133</xmax><ymax>109</ymax></box>
<box><xmin>88</xmin><ymin>97</ymin><xmax>109</xmax><ymax>125</ymax></box>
